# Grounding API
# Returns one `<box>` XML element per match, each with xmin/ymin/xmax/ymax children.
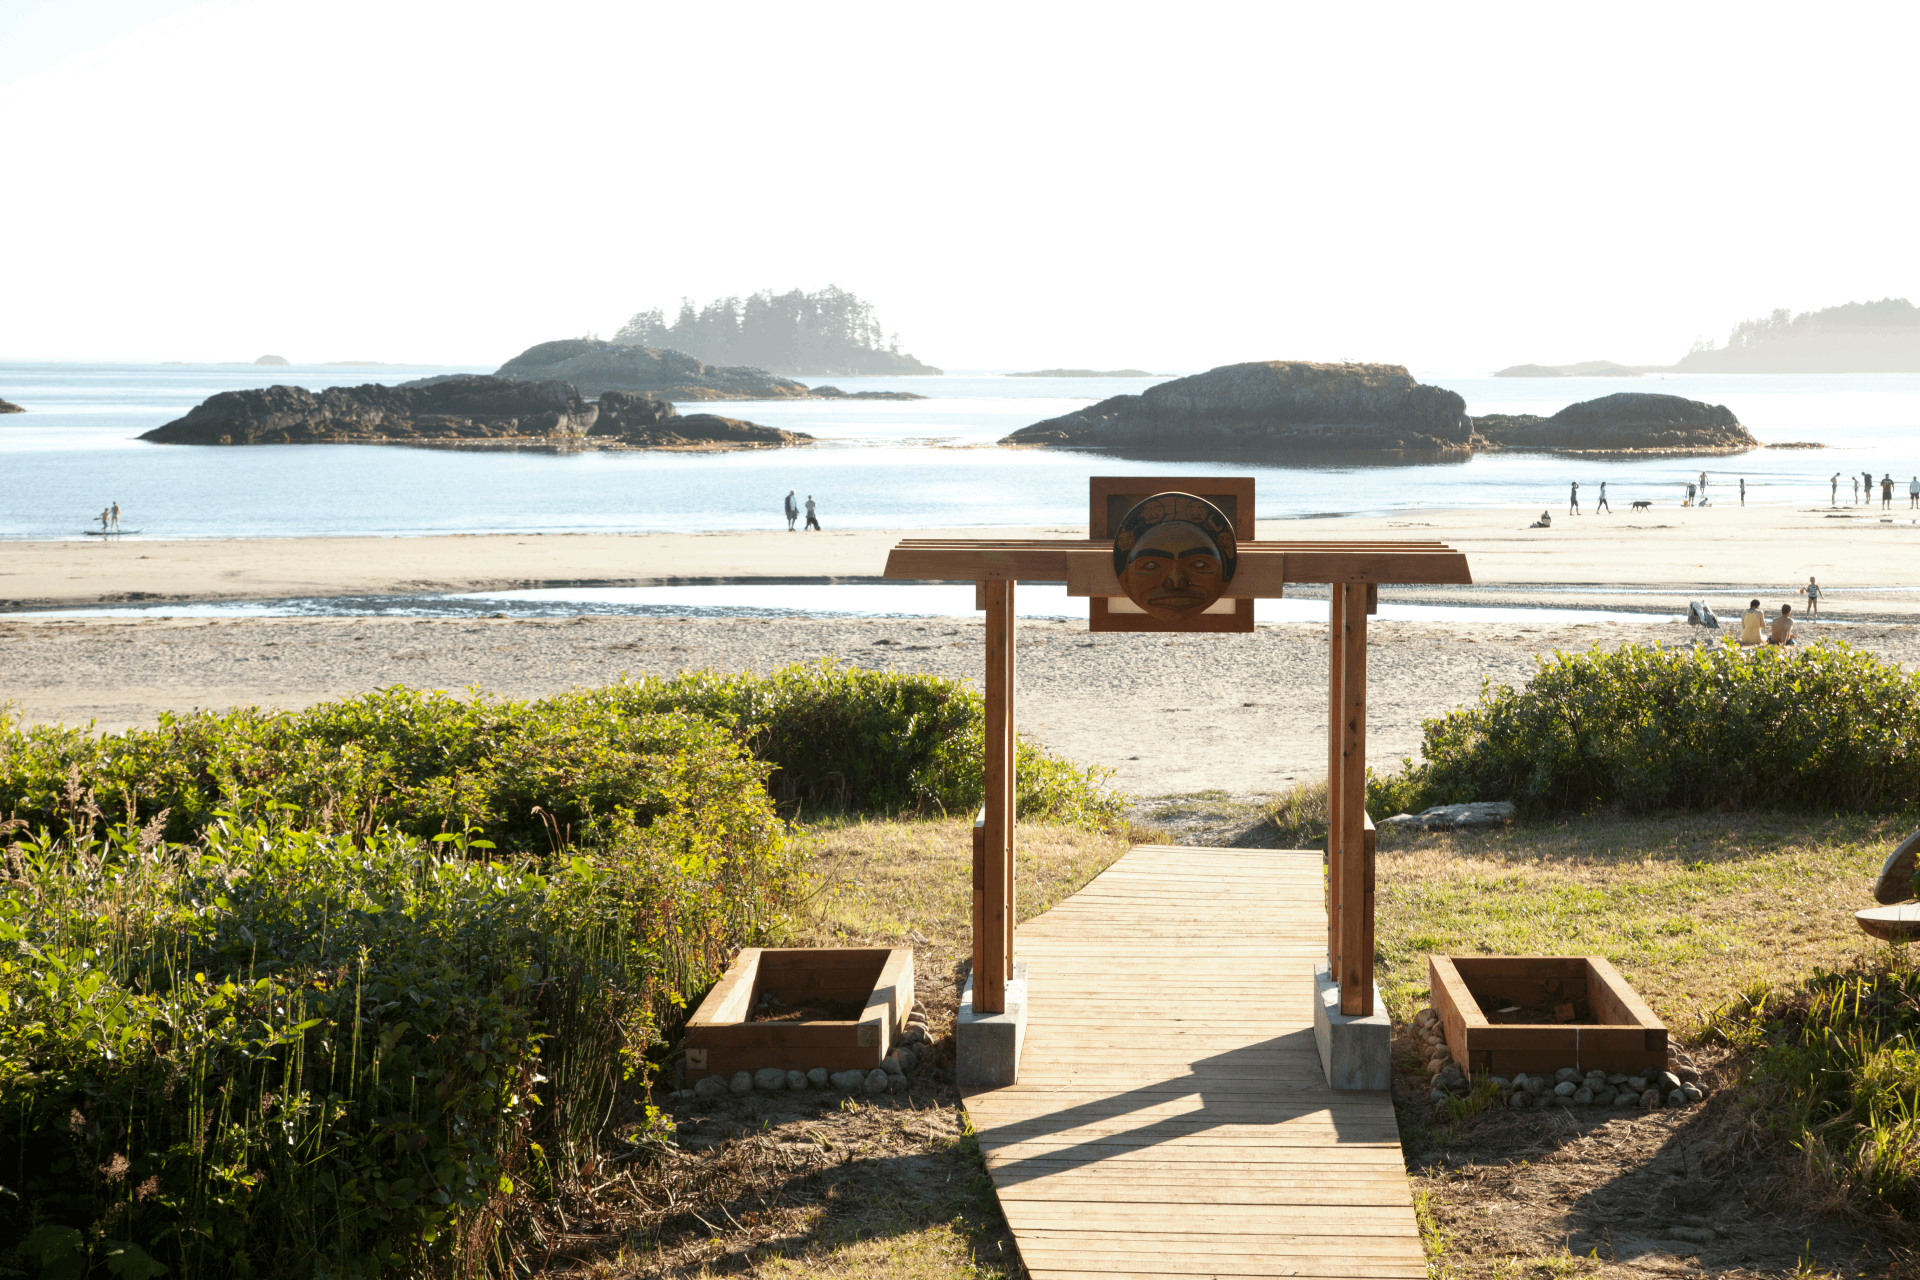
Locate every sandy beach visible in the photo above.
<box><xmin>7</xmin><ymin>502</ymin><xmax>1920</xmax><ymax>617</ymax></box>
<box><xmin>7</xmin><ymin>502</ymin><xmax>1920</xmax><ymax>798</ymax></box>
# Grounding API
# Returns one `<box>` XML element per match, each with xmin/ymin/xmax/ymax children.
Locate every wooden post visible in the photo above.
<box><xmin>977</xmin><ymin>579</ymin><xmax>1016</xmax><ymax>1014</ymax></box>
<box><xmin>1337</xmin><ymin>583</ymin><xmax>1373</xmax><ymax>1016</ymax></box>
<box><xmin>1326</xmin><ymin>587</ymin><xmax>1345</xmax><ymax>978</ymax></box>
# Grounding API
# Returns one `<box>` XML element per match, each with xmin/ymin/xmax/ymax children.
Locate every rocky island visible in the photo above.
<box><xmin>1003</xmin><ymin>362</ymin><xmax>1762</xmax><ymax>457</ymax></box>
<box><xmin>0</xmin><ymin>397</ymin><xmax>24</xmax><ymax>414</ymax></box>
<box><xmin>1472</xmin><ymin>392</ymin><xmax>1757</xmax><ymax>453</ymax></box>
<box><xmin>1493</xmin><ymin>361</ymin><xmax>1639</xmax><ymax>377</ymax></box>
<box><xmin>138</xmin><ymin>376</ymin><xmax>810</xmax><ymax>450</ymax></box>
<box><xmin>1002</xmin><ymin>361</ymin><xmax>1476</xmax><ymax>455</ymax></box>
<box><xmin>485</xmin><ymin>340</ymin><xmax>924</xmax><ymax>402</ymax></box>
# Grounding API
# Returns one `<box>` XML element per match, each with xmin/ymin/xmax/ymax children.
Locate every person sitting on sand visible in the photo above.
<box><xmin>1768</xmin><ymin>603</ymin><xmax>1795</xmax><ymax>646</ymax></box>
<box><xmin>1738</xmin><ymin>599</ymin><xmax>1764</xmax><ymax>646</ymax></box>
<box><xmin>1529</xmin><ymin>510</ymin><xmax>1552</xmax><ymax>528</ymax></box>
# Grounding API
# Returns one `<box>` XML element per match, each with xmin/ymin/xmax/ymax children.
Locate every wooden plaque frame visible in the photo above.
<box><xmin>1089</xmin><ymin>476</ymin><xmax>1258</xmax><ymax>634</ymax></box>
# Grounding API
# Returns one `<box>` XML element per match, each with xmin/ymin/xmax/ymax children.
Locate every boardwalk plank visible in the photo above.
<box><xmin>964</xmin><ymin>845</ymin><xmax>1420</xmax><ymax>1279</ymax></box>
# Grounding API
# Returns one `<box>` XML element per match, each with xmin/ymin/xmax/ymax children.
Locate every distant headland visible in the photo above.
<box><xmin>1493</xmin><ymin>361</ymin><xmax>1641</xmax><ymax>378</ymax></box>
<box><xmin>1675</xmin><ymin>297</ymin><xmax>1920</xmax><ymax>372</ymax></box>
<box><xmin>139</xmin><ymin>375</ymin><xmax>811</xmax><ymax>451</ymax></box>
<box><xmin>1008</xmin><ymin>368</ymin><xmax>1157</xmax><ymax>378</ymax></box>
<box><xmin>0</xmin><ymin>397</ymin><xmax>25</xmax><ymax>414</ymax></box>
<box><xmin>1002</xmin><ymin>361</ymin><xmax>1759</xmax><ymax>457</ymax></box>
<box><xmin>612</xmin><ymin>285</ymin><xmax>941</xmax><ymax>377</ymax></box>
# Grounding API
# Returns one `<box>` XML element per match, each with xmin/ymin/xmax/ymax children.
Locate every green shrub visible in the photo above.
<box><xmin>0</xmin><ymin>787</ymin><xmax>796</xmax><ymax>1276</ymax></box>
<box><xmin>1705</xmin><ymin>962</ymin><xmax>1920</xmax><ymax>1222</ymax></box>
<box><xmin>1374</xmin><ymin>640</ymin><xmax>1920</xmax><ymax>815</ymax></box>
<box><xmin>0</xmin><ymin>664</ymin><xmax>1122</xmax><ymax>848</ymax></box>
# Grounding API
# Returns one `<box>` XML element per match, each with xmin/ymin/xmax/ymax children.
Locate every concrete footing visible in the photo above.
<box><xmin>1313</xmin><ymin>961</ymin><xmax>1391</xmax><ymax>1091</ymax></box>
<box><xmin>956</xmin><ymin>958</ymin><xmax>1027</xmax><ymax>1088</ymax></box>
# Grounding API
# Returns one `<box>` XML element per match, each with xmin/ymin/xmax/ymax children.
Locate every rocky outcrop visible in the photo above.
<box><xmin>0</xmin><ymin>397</ymin><xmax>23</xmax><ymax>413</ymax></box>
<box><xmin>494</xmin><ymin>340</ymin><xmax>812</xmax><ymax>400</ymax></box>
<box><xmin>807</xmin><ymin>385</ymin><xmax>926</xmax><ymax>400</ymax></box>
<box><xmin>255</xmin><ymin>354</ymin><xmax>290</xmax><ymax>366</ymax></box>
<box><xmin>139</xmin><ymin>376</ymin><xmax>810</xmax><ymax>449</ymax></box>
<box><xmin>1473</xmin><ymin>392</ymin><xmax>1757</xmax><ymax>453</ymax></box>
<box><xmin>1001</xmin><ymin>361</ymin><xmax>1473</xmax><ymax>454</ymax></box>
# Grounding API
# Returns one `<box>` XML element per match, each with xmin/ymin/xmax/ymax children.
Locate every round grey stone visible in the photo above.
<box><xmin>880</xmin><ymin>1055</ymin><xmax>903</xmax><ymax>1074</ymax></box>
<box><xmin>1641</xmin><ymin>1088</ymin><xmax>1662</xmax><ymax>1108</ymax></box>
<box><xmin>1677</xmin><ymin>1066</ymin><xmax>1700</xmax><ymax>1083</ymax></box>
<box><xmin>1658</xmin><ymin>1070</ymin><xmax>1684</xmax><ymax>1093</ymax></box>
<box><xmin>754</xmin><ymin>1067</ymin><xmax>787</xmax><ymax>1091</ymax></box>
<box><xmin>694</xmin><ymin>1074</ymin><xmax>729</xmax><ymax>1100</ymax></box>
<box><xmin>1593</xmin><ymin>1086</ymin><xmax>1617</xmax><ymax>1106</ymax></box>
<box><xmin>1430</xmin><ymin>1088</ymin><xmax>1450</xmax><ymax>1104</ymax></box>
<box><xmin>786</xmin><ymin>1069</ymin><xmax>809</xmax><ymax>1090</ymax></box>
<box><xmin>807</xmin><ymin>1067</ymin><xmax>829</xmax><ymax>1088</ymax></box>
<box><xmin>1509</xmin><ymin>1090</ymin><xmax>1534</xmax><ymax>1109</ymax></box>
<box><xmin>1682</xmin><ymin>1083</ymin><xmax>1704</xmax><ymax>1102</ymax></box>
<box><xmin>1607</xmin><ymin>1073</ymin><xmax>1629</xmax><ymax>1085</ymax></box>
<box><xmin>1489</xmin><ymin>1076</ymin><xmax>1511</xmax><ymax>1091</ymax></box>
<box><xmin>895</xmin><ymin>1047</ymin><xmax>917</xmax><ymax>1071</ymax></box>
<box><xmin>830</xmin><ymin>1069</ymin><xmax>865</xmax><ymax>1091</ymax></box>
<box><xmin>1554</xmin><ymin>1081</ymin><xmax>1577</xmax><ymax>1097</ymax></box>
<box><xmin>864</xmin><ymin>1069</ymin><xmax>890</xmax><ymax>1094</ymax></box>
<box><xmin>1626</xmin><ymin>1076</ymin><xmax>1648</xmax><ymax>1093</ymax></box>
<box><xmin>1668</xmin><ymin>1088</ymin><xmax>1689</xmax><ymax>1107</ymax></box>
<box><xmin>1572</xmin><ymin>1086</ymin><xmax>1593</xmax><ymax>1105</ymax></box>
<box><xmin>1556</xmin><ymin>1067</ymin><xmax>1580</xmax><ymax>1084</ymax></box>
<box><xmin>729</xmin><ymin>1071</ymin><xmax>754</xmax><ymax>1095</ymax></box>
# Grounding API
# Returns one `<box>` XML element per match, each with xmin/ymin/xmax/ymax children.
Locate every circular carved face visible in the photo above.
<box><xmin>1112</xmin><ymin>493</ymin><xmax>1237</xmax><ymax>623</ymax></box>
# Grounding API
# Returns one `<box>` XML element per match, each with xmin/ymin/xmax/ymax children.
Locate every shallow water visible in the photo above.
<box><xmin>25</xmin><ymin>581</ymin><xmax>1677</xmax><ymax>625</ymax></box>
<box><xmin>3</xmin><ymin>361</ymin><xmax>1918</xmax><ymax>541</ymax></box>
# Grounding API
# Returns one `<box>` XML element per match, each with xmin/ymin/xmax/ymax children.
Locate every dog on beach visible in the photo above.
<box><xmin>1629</xmin><ymin>500</ymin><xmax>1652</xmax><ymax>511</ymax></box>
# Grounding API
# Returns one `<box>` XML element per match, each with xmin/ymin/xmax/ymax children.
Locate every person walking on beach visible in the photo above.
<box><xmin>1801</xmin><ymin>576</ymin><xmax>1821</xmax><ymax>616</ymax></box>
<box><xmin>1596</xmin><ymin>480</ymin><xmax>1611</xmax><ymax>513</ymax></box>
<box><xmin>1909</xmin><ymin>476</ymin><xmax>1918</xmax><ymax>509</ymax></box>
<box><xmin>1833</xmin><ymin>473</ymin><xmax>1840</xmax><ymax>505</ymax></box>
<box><xmin>1883</xmin><ymin>474</ymin><xmax>1895</xmax><ymax>509</ymax></box>
<box><xmin>1569</xmin><ymin>480</ymin><xmax>1581</xmax><ymax>515</ymax></box>
<box><xmin>804</xmin><ymin>495</ymin><xmax>820</xmax><ymax>530</ymax></box>
<box><xmin>783</xmin><ymin>489</ymin><xmax>798</xmax><ymax>531</ymax></box>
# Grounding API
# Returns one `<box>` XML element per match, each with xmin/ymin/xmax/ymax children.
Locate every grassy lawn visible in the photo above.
<box><xmin>1373</xmin><ymin>810</ymin><xmax>1895</xmax><ymax>1031</ymax></box>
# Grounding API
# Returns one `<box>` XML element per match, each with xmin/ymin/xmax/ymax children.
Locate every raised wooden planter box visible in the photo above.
<box><xmin>1428</xmin><ymin>955</ymin><xmax>1666</xmax><ymax>1076</ymax></box>
<box><xmin>684</xmin><ymin>947</ymin><xmax>914</xmax><ymax>1083</ymax></box>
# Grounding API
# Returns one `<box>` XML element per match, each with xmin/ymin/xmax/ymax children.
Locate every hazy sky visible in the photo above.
<box><xmin>3</xmin><ymin>1</ymin><xmax>1915</xmax><ymax>371</ymax></box>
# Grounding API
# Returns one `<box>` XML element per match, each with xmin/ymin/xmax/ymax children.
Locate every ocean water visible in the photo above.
<box><xmin>3</xmin><ymin>360</ymin><xmax>1920</xmax><ymax>542</ymax></box>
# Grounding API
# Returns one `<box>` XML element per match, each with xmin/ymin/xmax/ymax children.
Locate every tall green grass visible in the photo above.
<box><xmin>1371</xmin><ymin>640</ymin><xmax>1920</xmax><ymax>815</ymax></box>
<box><xmin>1706</xmin><ymin>959</ymin><xmax>1920</xmax><ymax>1226</ymax></box>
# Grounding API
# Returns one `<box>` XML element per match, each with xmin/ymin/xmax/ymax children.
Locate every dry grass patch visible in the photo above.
<box><xmin>1376</xmin><ymin>810</ymin><xmax>1913</xmax><ymax>1280</ymax></box>
<box><xmin>548</xmin><ymin>816</ymin><xmax>1129</xmax><ymax>1279</ymax></box>
<box><xmin>1373</xmin><ymin>810</ymin><xmax>1899</xmax><ymax>1031</ymax></box>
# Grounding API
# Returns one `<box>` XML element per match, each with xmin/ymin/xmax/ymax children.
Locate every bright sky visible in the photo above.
<box><xmin>3</xmin><ymin>1</ymin><xmax>1915</xmax><ymax>371</ymax></box>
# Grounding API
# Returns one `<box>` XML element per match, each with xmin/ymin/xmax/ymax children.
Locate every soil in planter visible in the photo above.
<box><xmin>1472</xmin><ymin>993</ymin><xmax>1595</xmax><ymax>1024</ymax></box>
<box><xmin>751</xmin><ymin>992</ymin><xmax>868</xmax><ymax>1024</ymax></box>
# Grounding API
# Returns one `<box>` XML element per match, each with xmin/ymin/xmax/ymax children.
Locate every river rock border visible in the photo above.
<box><xmin>1412</xmin><ymin>1005</ymin><xmax>1706</xmax><ymax>1110</ymax></box>
<box><xmin>672</xmin><ymin>1001</ymin><xmax>934</xmax><ymax>1101</ymax></box>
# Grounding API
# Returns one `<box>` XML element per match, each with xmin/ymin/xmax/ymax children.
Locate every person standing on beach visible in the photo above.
<box><xmin>109</xmin><ymin>501</ymin><xmax>120</xmax><ymax>532</ymax></box>
<box><xmin>1699</xmin><ymin>470</ymin><xmax>1708</xmax><ymax>497</ymax></box>
<box><xmin>1832</xmin><ymin>473</ymin><xmax>1840</xmax><ymax>505</ymax></box>
<box><xmin>1883</xmin><ymin>474</ymin><xmax>1895</xmax><ymax>509</ymax></box>
<box><xmin>1685</xmin><ymin>481</ymin><xmax>1696</xmax><ymax>507</ymax></box>
<box><xmin>97</xmin><ymin>507</ymin><xmax>110</xmax><ymax>532</ymax></box>
<box><xmin>1853</xmin><ymin>475</ymin><xmax>1861</xmax><ymax>504</ymax></box>
<box><xmin>1801</xmin><ymin>577</ymin><xmax>1821</xmax><ymax>616</ymax></box>
<box><xmin>1910</xmin><ymin>476</ymin><xmax>1918</xmax><ymax>509</ymax></box>
<box><xmin>804</xmin><ymin>495</ymin><xmax>820</xmax><ymax>530</ymax></box>
<box><xmin>1739</xmin><ymin>478</ymin><xmax>1746</xmax><ymax>506</ymax></box>
<box><xmin>1865</xmin><ymin>471</ymin><xmax>1875</xmax><ymax>504</ymax></box>
<box><xmin>1569</xmin><ymin>480</ymin><xmax>1580</xmax><ymax>515</ymax></box>
<box><xmin>783</xmin><ymin>489</ymin><xmax>798</xmax><ymax>531</ymax></box>
<box><xmin>1596</xmin><ymin>480</ymin><xmax>1611</xmax><ymax>513</ymax></box>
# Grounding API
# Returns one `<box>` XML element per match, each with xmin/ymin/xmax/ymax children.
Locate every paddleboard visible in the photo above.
<box><xmin>82</xmin><ymin>529</ymin><xmax>142</xmax><ymax>535</ymax></box>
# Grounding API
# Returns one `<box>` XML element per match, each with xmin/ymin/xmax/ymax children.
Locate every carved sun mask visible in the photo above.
<box><xmin>1112</xmin><ymin>493</ymin><xmax>1237</xmax><ymax>623</ymax></box>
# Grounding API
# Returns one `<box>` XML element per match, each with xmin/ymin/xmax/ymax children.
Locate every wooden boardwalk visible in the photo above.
<box><xmin>963</xmin><ymin>845</ymin><xmax>1423</xmax><ymax>1279</ymax></box>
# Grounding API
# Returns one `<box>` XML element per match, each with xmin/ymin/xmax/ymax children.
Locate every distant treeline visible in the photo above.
<box><xmin>1677</xmin><ymin>297</ymin><xmax>1920</xmax><ymax>372</ymax></box>
<box><xmin>614</xmin><ymin>286</ymin><xmax>940</xmax><ymax>377</ymax></box>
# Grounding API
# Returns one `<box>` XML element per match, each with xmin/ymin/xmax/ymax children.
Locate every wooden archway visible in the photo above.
<box><xmin>882</xmin><ymin>480</ymin><xmax>1472</xmax><ymax>1025</ymax></box>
